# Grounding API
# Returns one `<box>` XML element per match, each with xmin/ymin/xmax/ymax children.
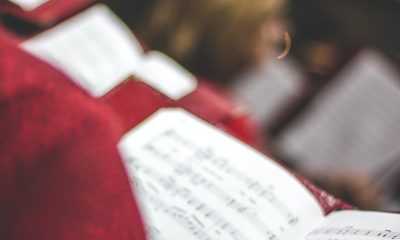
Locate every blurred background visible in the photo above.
<box><xmin>231</xmin><ymin>0</ymin><xmax>400</xmax><ymax>211</ymax></box>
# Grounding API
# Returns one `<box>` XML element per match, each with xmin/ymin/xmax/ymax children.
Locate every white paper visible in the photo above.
<box><xmin>119</xmin><ymin>108</ymin><xmax>324</xmax><ymax>240</ymax></box>
<box><xmin>135</xmin><ymin>51</ymin><xmax>198</xmax><ymax>100</ymax></box>
<box><xmin>304</xmin><ymin>210</ymin><xmax>400</xmax><ymax>240</ymax></box>
<box><xmin>231</xmin><ymin>57</ymin><xmax>304</xmax><ymax>126</ymax></box>
<box><xmin>277</xmin><ymin>49</ymin><xmax>400</xmax><ymax>176</ymax></box>
<box><xmin>9</xmin><ymin>0</ymin><xmax>48</xmax><ymax>11</ymax></box>
<box><xmin>22</xmin><ymin>4</ymin><xmax>144</xmax><ymax>96</ymax></box>
<box><xmin>21</xmin><ymin>5</ymin><xmax>197</xmax><ymax>99</ymax></box>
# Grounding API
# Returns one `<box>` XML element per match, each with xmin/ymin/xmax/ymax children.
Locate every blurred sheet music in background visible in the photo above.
<box><xmin>274</xmin><ymin>49</ymin><xmax>400</xmax><ymax>210</ymax></box>
<box><xmin>230</xmin><ymin>57</ymin><xmax>304</xmax><ymax>133</ymax></box>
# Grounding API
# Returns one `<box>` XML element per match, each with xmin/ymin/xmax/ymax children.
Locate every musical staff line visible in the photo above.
<box><xmin>309</xmin><ymin>227</ymin><xmax>400</xmax><ymax>240</ymax></box>
<box><xmin>123</xmin><ymin>126</ymin><xmax>304</xmax><ymax>240</ymax></box>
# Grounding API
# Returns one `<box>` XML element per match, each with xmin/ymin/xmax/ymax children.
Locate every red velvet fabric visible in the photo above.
<box><xmin>0</xmin><ymin>35</ymin><xmax>146</xmax><ymax>240</ymax></box>
<box><xmin>102</xmin><ymin>78</ymin><xmax>262</xmax><ymax>146</ymax></box>
<box><xmin>102</xmin><ymin>79</ymin><xmax>174</xmax><ymax>138</ymax></box>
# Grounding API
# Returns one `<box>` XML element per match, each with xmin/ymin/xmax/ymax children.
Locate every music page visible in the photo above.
<box><xmin>22</xmin><ymin>4</ymin><xmax>197</xmax><ymax>99</ymax></box>
<box><xmin>305</xmin><ymin>210</ymin><xmax>400</xmax><ymax>240</ymax></box>
<box><xmin>22</xmin><ymin>4</ymin><xmax>143</xmax><ymax>97</ymax></box>
<box><xmin>277</xmin><ymin>49</ymin><xmax>400</xmax><ymax>177</ymax></box>
<box><xmin>119</xmin><ymin>108</ymin><xmax>324</xmax><ymax>240</ymax></box>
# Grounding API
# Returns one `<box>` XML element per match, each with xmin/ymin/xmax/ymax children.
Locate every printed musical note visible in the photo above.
<box><xmin>119</xmin><ymin>110</ymin><xmax>326</xmax><ymax>240</ymax></box>
<box><xmin>308</xmin><ymin>227</ymin><xmax>400</xmax><ymax>240</ymax></box>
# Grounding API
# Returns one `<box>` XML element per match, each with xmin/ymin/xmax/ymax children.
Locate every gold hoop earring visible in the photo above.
<box><xmin>277</xmin><ymin>31</ymin><xmax>291</xmax><ymax>60</ymax></box>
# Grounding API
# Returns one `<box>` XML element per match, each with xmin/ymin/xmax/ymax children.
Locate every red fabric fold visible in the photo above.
<box><xmin>0</xmin><ymin>34</ymin><xmax>146</xmax><ymax>240</ymax></box>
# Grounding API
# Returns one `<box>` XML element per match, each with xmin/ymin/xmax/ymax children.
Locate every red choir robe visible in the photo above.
<box><xmin>102</xmin><ymin>77</ymin><xmax>263</xmax><ymax>147</ymax></box>
<box><xmin>0</xmin><ymin>32</ymin><xmax>147</xmax><ymax>240</ymax></box>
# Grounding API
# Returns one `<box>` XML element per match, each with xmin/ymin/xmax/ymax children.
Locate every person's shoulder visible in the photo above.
<box><xmin>0</xmin><ymin>35</ymin><xmax>118</xmax><ymax>162</ymax></box>
<box><xmin>0</xmin><ymin>34</ymin><xmax>111</xmax><ymax>120</ymax></box>
<box><xmin>0</xmin><ymin>34</ymin><xmax>146</xmax><ymax>240</ymax></box>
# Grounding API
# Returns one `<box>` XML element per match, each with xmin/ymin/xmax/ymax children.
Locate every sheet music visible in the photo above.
<box><xmin>119</xmin><ymin>109</ymin><xmax>324</xmax><ymax>240</ymax></box>
<box><xmin>304</xmin><ymin>211</ymin><xmax>400</xmax><ymax>240</ymax></box>
<box><xmin>21</xmin><ymin>4</ymin><xmax>198</xmax><ymax>99</ymax></box>
<box><xmin>277</xmin><ymin>49</ymin><xmax>400</xmax><ymax>176</ymax></box>
<box><xmin>230</xmin><ymin>56</ymin><xmax>304</xmax><ymax>126</ymax></box>
<box><xmin>9</xmin><ymin>0</ymin><xmax>48</xmax><ymax>10</ymax></box>
<box><xmin>22</xmin><ymin>4</ymin><xmax>144</xmax><ymax>97</ymax></box>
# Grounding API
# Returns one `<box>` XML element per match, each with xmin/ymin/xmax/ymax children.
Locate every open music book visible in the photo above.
<box><xmin>21</xmin><ymin>4</ymin><xmax>197</xmax><ymax>99</ymax></box>
<box><xmin>276</xmin><ymin>49</ymin><xmax>400</xmax><ymax>177</ymax></box>
<box><xmin>119</xmin><ymin>108</ymin><xmax>400</xmax><ymax>240</ymax></box>
<box><xmin>230</xmin><ymin>56</ymin><xmax>304</xmax><ymax>128</ymax></box>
